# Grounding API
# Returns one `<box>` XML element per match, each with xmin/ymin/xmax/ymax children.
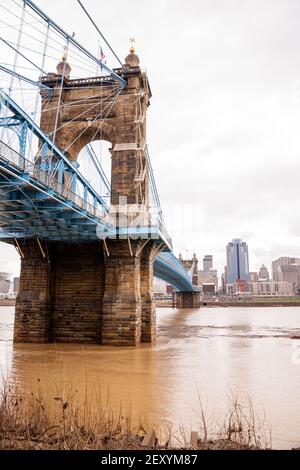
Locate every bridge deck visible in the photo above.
<box><xmin>0</xmin><ymin>140</ymin><xmax>112</xmax><ymax>241</ymax></box>
<box><xmin>0</xmin><ymin>141</ymin><xmax>172</xmax><ymax>250</ymax></box>
<box><xmin>0</xmin><ymin>141</ymin><xmax>194</xmax><ymax>291</ymax></box>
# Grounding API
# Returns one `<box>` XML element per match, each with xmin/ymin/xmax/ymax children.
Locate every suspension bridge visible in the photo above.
<box><xmin>0</xmin><ymin>0</ymin><xmax>200</xmax><ymax>345</ymax></box>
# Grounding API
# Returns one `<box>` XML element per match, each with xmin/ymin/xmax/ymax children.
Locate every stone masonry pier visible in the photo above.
<box><xmin>12</xmin><ymin>46</ymin><xmax>198</xmax><ymax>347</ymax></box>
<box><xmin>14</xmin><ymin>239</ymin><xmax>156</xmax><ymax>345</ymax></box>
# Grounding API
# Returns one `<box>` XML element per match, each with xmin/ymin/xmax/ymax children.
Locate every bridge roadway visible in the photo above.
<box><xmin>0</xmin><ymin>140</ymin><xmax>195</xmax><ymax>293</ymax></box>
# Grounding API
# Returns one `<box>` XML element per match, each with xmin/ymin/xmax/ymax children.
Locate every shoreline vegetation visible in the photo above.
<box><xmin>0</xmin><ymin>379</ymin><xmax>271</xmax><ymax>451</ymax></box>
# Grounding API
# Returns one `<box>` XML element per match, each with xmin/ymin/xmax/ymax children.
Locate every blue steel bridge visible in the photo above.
<box><xmin>0</xmin><ymin>0</ymin><xmax>200</xmax><ymax>345</ymax></box>
<box><xmin>0</xmin><ymin>90</ymin><xmax>194</xmax><ymax>292</ymax></box>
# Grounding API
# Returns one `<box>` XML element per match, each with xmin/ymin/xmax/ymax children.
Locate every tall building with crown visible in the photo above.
<box><xmin>226</xmin><ymin>239</ymin><xmax>251</xmax><ymax>284</ymax></box>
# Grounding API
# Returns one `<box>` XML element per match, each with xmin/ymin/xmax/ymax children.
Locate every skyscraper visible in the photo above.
<box><xmin>198</xmin><ymin>255</ymin><xmax>218</xmax><ymax>294</ymax></box>
<box><xmin>226</xmin><ymin>239</ymin><xmax>250</xmax><ymax>284</ymax></box>
<box><xmin>272</xmin><ymin>257</ymin><xmax>300</xmax><ymax>293</ymax></box>
<box><xmin>203</xmin><ymin>255</ymin><xmax>213</xmax><ymax>271</ymax></box>
<box><xmin>272</xmin><ymin>257</ymin><xmax>300</xmax><ymax>282</ymax></box>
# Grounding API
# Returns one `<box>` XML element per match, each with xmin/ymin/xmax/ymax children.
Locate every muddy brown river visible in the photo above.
<box><xmin>1</xmin><ymin>306</ymin><xmax>300</xmax><ymax>449</ymax></box>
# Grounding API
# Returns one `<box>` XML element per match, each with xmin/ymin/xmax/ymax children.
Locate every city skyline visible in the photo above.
<box><xmin>152</xmin><ymin>246</ymin><xmax>300</xmax><ymax>295</ymax></box>
<box><xmin>2</xmin><ymin>239</ymin><xmax>300</xmax><ymax>281</ymax></box>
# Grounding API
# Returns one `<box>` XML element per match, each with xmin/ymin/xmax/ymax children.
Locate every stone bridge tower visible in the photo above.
<box><xmin>14</xmin><ymin>47</ymin><xmax>158</xmax><ymax>346</ymax></box>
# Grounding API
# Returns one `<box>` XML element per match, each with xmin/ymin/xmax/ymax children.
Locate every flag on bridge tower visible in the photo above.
<box><xmin>100</xmin><ymin>46</ymin><xmax>107</xmax><ymax>70</ymax></box>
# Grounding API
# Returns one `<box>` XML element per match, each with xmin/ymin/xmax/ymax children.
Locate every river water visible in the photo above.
<box><xmin>1</xmin><ymin>306</ymin><xmax>300</xmax><ymax>449</ymax></box>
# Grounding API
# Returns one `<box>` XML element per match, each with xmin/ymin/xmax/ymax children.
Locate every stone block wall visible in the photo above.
<box><xmin>102</xmin><ymin>240</ymin><xmax>142</xmax><ymax>346</ymax></box>
<box><xmin>140</xmin><ymin>243</ymin><xmax>156</xmax><ymax>344</ymax></box>
<box><xmin>14</xmin><ymin>240</ymin><xmax>50</xmax><ymax>343</ymax></box>
<box><xmin>14</xmin><ymin>239</ymin><xmax>157</xmax><ymax>346</ymax></box>
<box><xmin>14</xmin><ymin>240</ymin><xmax>104</xmax><ymax>344</ymax></box>
<box><xmin>174</xmin><ymin>291</ymin><xmax>202</xmax><ymax>309</ymax></box>
<box><xmin>49</xmin><ymin>242</ymin><xmax>105</xmax><ymax>343</ymax></box>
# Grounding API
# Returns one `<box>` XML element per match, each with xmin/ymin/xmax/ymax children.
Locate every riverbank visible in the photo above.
<box><xmin>1</xmin><ymin>306</ymin><xmax>300</xmax><ymax>449</ymax></box>
<box><xmin>156</xmin><ymin>299</ymin><xmax>300</xmax><ymax>308</ymax></box>
<box><xmin>205</xmin><ymin>301</ymin><xmax>300</xmax><ymax>308</ymax></box>
<box><xmin>3</xmin><ymin>298</ymin><xmax>300</xmax><ymax>309</ymax></box>
<box><xmin>0</xmin><ymin>384</ymin><xmax>267</xmax><ymax>450</ymax></box>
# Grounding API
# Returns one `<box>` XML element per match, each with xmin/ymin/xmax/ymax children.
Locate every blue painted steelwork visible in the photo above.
<box><xmin>0</xmin><ymin>147</ymin><xmax>193</xmax><ymax>289</ymax></box>
<box><xmin>0</xmin><ymin>76</ymin><xmax>195</xmax><ymax>292</ymax></box>
<box><xmin>0</xmin><ymin>144</ymin><xmax>114</xmax><ymax>240</ymax></box>
<box><xmin>0</xmin><ymin>89</ymin><xmax>110</xmax><ymax>212</ymax></box>
<box><xmin>0</xmin><ymin>116</ymin><xmax>28</xmax><ymax>159</ymax></box>
<box><xmin>24</xmin><ymin>0</ymin><xmax>127</xmax><ymax>87</ymax></box>
<box><xmin>154</xmin><ymin>252</ymin><xmax>196</xmax><ymax>292</ymax></box>
<box><xmin>0</xmin><ymin>143</ymin><xmax>194</xmax><ymax>290</ymax></box>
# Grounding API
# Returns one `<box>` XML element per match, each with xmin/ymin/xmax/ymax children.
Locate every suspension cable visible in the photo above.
<box><xmin>77</xmin><ymin>0</ymin><xmax>123</xmax><ymax>68</ymax></box>
<box><xmin>46</xmin><ymin>85</ymin><xmax>123</xmax><ymax>138</ymax></box>
<box><xmin>0</xmin><ymin>36</ymin><xmax>47</xmax><ymax>75</ymax></box>
<box><xmin>0</xmin><ymin>18</ymin><xmax>98</xmax><ymax>75</ymax></box>
<box><xmin>63</xmin><ymin>87</ymin><xmax>123</xmax><ymax>153</ymax></box>
<box><xmin>23</xmin><ymin>0</ymin><xmax>126</xmax><ymax>85</ymax></box>
<box><xmin>0</xmin><ymin>65</ymin><xmax>50</xmax><ymax>89</ymax></box>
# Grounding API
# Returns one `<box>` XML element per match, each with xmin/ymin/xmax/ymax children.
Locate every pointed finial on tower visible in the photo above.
<box><xmin>125</xmin><ymin>37</ymin><xmax>140</xmax><ymax>67</ymax></box>
<box><xmin>61</xmin><ymin>46</ymin><xmax>68</xmax><ymax>62</ymax></box>
<box><xmin>130</xmin><ymin>37</ymin><xmax>136</xmax><ymax>54</ymax></box>
<box><xmin>57</xmin><ymin>45</ymin><xmax>71</xmax><ymax>78</ymax></box>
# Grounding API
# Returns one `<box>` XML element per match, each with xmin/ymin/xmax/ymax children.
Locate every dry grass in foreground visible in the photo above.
<box><xmin>0</xmin><ymin>380</ymin><xmax>270</xmax><ymax>450</ymax></box>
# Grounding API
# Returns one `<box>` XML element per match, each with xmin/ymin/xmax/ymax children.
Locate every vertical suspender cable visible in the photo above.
<box><xmin>52</xmin><ymin>39</ymin><xmax>69</xmax><ymax>147</ymax></box>
<box><xmin>1</xmin><ymin>0</ymin><xmax>26</xmax><ymax>144</ymax></box>
<box><xmin>8</xmin><ymin>0</ymin><xmax>26</xmax><ymax>94</ymax></box>
<box><xmin>28</xmin><ymin>21</ymin><xmax>50</xmax><ymax>160</ymax></box>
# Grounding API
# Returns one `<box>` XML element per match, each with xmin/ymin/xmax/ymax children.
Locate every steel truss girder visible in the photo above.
<box><xmin>154</xmin><ymin>252</ymin><xmax>196</xmax><ymax>292</ymax></box>
<box><xmin>0</xmin><ymin>89</ymin><xmax>110</xmax><ymax>212</ymax></box>
<box><xmin>0</xmin><ymin>172</ymin><xmax>113</xmax><ymax>241</ymax></box>
<box><xmin>0</xmin><ymin>115</ymin><xmax>28</xmax><ymax>157</ymax></box>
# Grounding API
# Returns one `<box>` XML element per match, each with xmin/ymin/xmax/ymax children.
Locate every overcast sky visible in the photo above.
<box><xmin>1</xmin><ymin>0</ymin><xmax>300</xmax><ymax>279</ymax></box>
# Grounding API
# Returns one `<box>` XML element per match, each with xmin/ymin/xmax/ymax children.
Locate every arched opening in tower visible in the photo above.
<box><xmin>77</xmin><ymin>139</ymin><xmax>111</xmax><ymax>207</ymax></box>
